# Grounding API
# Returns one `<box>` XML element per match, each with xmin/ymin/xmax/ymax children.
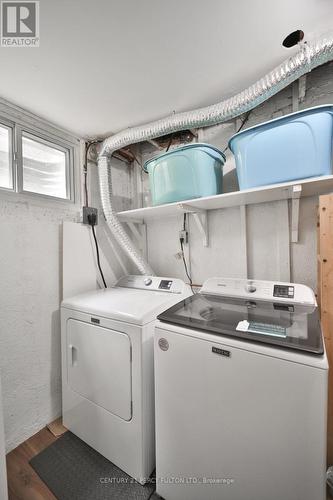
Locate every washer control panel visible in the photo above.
<box><xmin>117</xmin><ymin>275</ymin><xmax>188</xmax><ymax>294</ymax></box>
<box><xmin>273</xmin><ymin>284</ymin><xmax>294</xmax><ymax>299</ymax></box>
<box><xmin>158</xmin><ymin>280</ymin><xmax>173</xmax><ymax>290</ymax></box>
<box><xmin>200</xmin><ymin>278</ymin><xmax>315</xmax><ymax>305</ymax></box>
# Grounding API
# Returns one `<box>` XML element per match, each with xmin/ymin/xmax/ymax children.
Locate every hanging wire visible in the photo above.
<box><xmin>223</xmin><ymin>111</ymin><xmax>252</xmax><ymax>154</ymax></box>
<box><xmin>180</xmin><ymin>214</ymin><xmax>194</xmax><ymax>292</ymax></box>
<box><xmin>166</xmin><ymin>133</ymin><xmax>174</xmax><ymax>152</ymax></box>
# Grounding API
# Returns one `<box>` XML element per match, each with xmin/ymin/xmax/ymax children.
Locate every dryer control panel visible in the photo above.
<box><xmin>117</xmin><ymin>275</ymin><xmax>188</xmax><ymax>294</ymax></box>
<box><xmin>200</xmin><ymin>278</ymin><xmax>316</xmax><ymax>305</ymax></box>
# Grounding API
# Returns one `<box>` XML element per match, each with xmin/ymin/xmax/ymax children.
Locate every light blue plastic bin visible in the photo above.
<box><xmin>144</xmin><ymin>143</ymin><xmax>225</xmax><ymax>206</ymax></box>
<box><xmin>228</xmin><ymin>105</ymin><xmax>333</xmax><ymax>190</ymax></box>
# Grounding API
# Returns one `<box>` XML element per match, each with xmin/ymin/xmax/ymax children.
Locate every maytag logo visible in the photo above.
<box><xmin>1</xmin><ymin>1</ymin><xmax>39</xmax><ymax>47</ymax></box>
<box><xmin>212</xmin><ymin>346</ymin><xmax>231</xmax><ymax>358</ymax></box>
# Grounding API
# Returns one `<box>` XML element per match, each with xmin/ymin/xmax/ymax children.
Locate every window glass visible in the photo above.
<box><xmin>22</xmin><ymin>134</ymin><xmax>68</xmax><ymax>199</ymax></box>
<box><xmin>0</xmin><ymin>125</ymin><xmax>12</xmax><ymax>189</ymax></box>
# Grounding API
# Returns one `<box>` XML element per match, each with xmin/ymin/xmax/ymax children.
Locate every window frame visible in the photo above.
<box><xmin>17</xmin><ymin>126</ymin><xmax>75</xmax><ymax>202</ymax></box>
<box><xmin>0</xmin><ymin>100</ymin><xmax>80</xmax><ymax>205</ymax></box>
<box><xmin>0</xmin><ymin>117</ymin><xmax>15</xmax><ymax>193</ymax></box>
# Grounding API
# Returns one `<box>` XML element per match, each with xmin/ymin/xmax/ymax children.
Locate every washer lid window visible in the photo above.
<box><xmin>157</xmin><ymin>294</ymin><xmax>324</xmax><ymax>355</ymax></box>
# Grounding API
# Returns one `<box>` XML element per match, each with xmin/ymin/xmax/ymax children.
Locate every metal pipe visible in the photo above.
<box><xmin>98</xmin><ymin>35</ymin><xmax>333</xmax><ymax>275</ymax></box>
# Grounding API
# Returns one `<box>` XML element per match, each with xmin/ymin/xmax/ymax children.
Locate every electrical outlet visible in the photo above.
<box><xmin>179</xmin><ymin>230</ymin><xmax>188</xmax><ymax>244</ymax></box>
<box><xmin>83</xmin><ymin>206</ymin><xmax>98</xmax><ymax>225</ymax></box>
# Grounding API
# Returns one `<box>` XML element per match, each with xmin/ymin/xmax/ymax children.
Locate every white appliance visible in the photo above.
<box><xmin>154</xmin><ymin>278</ymin><xmax>328</xmax><ymax>500</ymax></box>
<box><xmin>61</xmin><ymin>275</ymin><xmax>192</xmax><ymax>483</ymax></box>
<box><xmin>0</xmin><ymin>376</ymin><xmax>8</xmax><ymax>500</ymax></box>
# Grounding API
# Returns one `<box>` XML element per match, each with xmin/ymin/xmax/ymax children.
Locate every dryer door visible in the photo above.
<box><xmin>67</xmin><ymin>319</ymin><xmax>132</xmax><ymax>421</ymax></box>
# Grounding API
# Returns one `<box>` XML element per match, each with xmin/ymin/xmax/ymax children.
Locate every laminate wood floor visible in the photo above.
<box><xmin>6</xmin><ymin>427</ymin><xmax>60</xmax><ymax>500</ymax></box>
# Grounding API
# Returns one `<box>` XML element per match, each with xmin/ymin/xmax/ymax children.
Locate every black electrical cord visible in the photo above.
<box><xmin>91</xmin><ymin>225</ymin><xmax>107</xmax><ymax>289</ymax></box>
<box><xmin>166</xmin><ymin>133</ymin><xmax>174</xmax><ymax>152</ymax></box>
<box><xmin>180</xmin><ymin>239</ymin><xmax>193</xmax><ymax>292</ymax></box>
<box><xmin>84</xmin><ymin>141</ymin><xmax>106</xmax><ymax>288</ymax></box>
<box><xmin>180</xmin><ymin>214</ymin><xmax>194</xmax><ymax>292</ymax></box>
<box><xmin>88</xmin><ymin>213</ymin><xmax>107</xmax><ymax>288</ymax></box>
<box><xmin>223</xmin><ymin>110</ymin><xmax>252</xmax><ymax>154</ymax></box>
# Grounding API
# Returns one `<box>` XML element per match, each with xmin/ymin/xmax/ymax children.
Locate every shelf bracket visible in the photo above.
<box><xmin>177</xmin><ymin>202</ymin><xmax>206</xmax><ymax>214</ymax></box>
<box><xmin>291</xmin><ymin>184</ymin><xmax>302</xmax><ymax>243</ymax></box>
<box><xmin>177</xmin><ymin>203</ymin><xmax>209</xmax><ymax>247</ymax></box>
<box><xmin>193</xmin><ymin>212</ymin><xmax>209</xmax><ymax>247</ymax></box>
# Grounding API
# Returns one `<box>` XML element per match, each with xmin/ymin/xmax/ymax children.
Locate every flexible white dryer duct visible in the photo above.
<box><xmin>98</xmin><ymin>35</ymin><xmax>333</xmax><ymax>276</ymax></box>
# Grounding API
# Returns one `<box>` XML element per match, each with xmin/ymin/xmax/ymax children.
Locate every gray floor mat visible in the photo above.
<box><xmin>30</xmin><ymin>431</ymin><xmax>156</xmax><ymax>500</ymax></box>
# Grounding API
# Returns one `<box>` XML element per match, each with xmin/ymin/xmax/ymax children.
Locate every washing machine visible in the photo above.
<box><xmin>154</xmin><ymin>277</ymin><xmax>328</xmax><ymax>500</ymax></box>
<box><xmin>61</xmin><ymin>275</ymin><xmax>192</xmax><ymax>483</ymax></box>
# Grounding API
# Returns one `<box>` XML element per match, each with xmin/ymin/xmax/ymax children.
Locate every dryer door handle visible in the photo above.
<box><xmin>69</xmin><ymin>344</ymin><xmax>77</xmax><ymax>366</ymax></box>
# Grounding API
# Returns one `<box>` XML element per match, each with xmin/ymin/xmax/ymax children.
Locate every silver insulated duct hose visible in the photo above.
<box><xmin>98</xmin><ymin>35</ymin><xmax>333</xmax><ymax>276</ymax></box>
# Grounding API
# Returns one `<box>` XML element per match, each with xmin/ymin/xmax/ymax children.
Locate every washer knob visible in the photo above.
<box><xmin>144</xmin><ymin>278</ymin><xmax>152</xmax><ymax>286</ymax></box>
<box><xmin>246</xmin><ymin>281</ymin><xmax>256</xmax><ymax>293</ymax></box>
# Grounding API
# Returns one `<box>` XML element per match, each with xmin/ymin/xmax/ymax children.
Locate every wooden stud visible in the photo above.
<box><xmin>318</xmin><ymin>193</ymin><xmax>333</xmax><ymax>466</ymax></box>
<box><xmin>318</xmin><ymin>195</ymin><xmax>333</xmax><ymax>342</ymax></box>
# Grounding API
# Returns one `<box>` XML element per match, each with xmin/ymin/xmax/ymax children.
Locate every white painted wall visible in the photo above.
<box><xmin>0</xmin><ymin>101</ymin><xmax>82</xmax><ymax>452</ymax></box>
<box><xmin>0</xmin><ymin>194</ymin><xmax>81</xmax><ymax>451</ymax></box>
<box><xmin>0</xmin><ymin>377</ymin><xmax>8</xmax><ymax>500</ymax></box>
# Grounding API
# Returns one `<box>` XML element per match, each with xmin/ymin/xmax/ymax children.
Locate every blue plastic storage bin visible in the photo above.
<box><xmin>228</xmin><ymin>105</ymin><xmax>333</xmax><ymax>190</ymax></box>
<box><xmin>144</xmin><ymin>143</ymin><xmax>225</xmax><ymax>206</ymax></box>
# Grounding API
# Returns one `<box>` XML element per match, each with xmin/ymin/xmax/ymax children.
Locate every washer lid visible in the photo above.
<box><xmin>62</xmin><ymin>286</ymin><xmax>192</xmax><ymax>325</ymax></box>
<box><xmin>157</xmin><ymin>293</ymin><xmax>324</xmax><ymax>355</ymax></box>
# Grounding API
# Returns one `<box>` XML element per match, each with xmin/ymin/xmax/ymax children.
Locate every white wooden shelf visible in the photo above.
<box><xmin>117</xmin><ymin>175</ymin><xmax>333</xmax><ymax>246</ymax></box>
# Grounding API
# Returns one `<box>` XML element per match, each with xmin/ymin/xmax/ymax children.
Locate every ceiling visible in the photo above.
<box><xmin>0</xmin><ymin>0</ymin><xmax>333</xmax><ymax>139</ymax></box>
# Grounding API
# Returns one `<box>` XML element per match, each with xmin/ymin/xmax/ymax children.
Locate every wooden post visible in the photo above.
<box><xmin>318</xmin><ymin>193</ymin><xmax>333</xmax><ymax>465</ymax></box>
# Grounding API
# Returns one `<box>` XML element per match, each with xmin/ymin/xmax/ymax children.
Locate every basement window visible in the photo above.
<box><xmin>22</xmin><ymin>132</ymin><xmax>69</xmax><ymax>199</ymax></box>
<box><xmin>0</xmin><ymin>107</ymin><xmax>77</xmax><ymax>202</ymax></box>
